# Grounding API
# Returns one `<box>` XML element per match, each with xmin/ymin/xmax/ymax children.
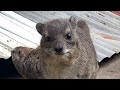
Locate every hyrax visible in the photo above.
<box><xmin>11</xmin><ymin>16</ymin><xmax>99</xmax><ymax>79</ymax></box>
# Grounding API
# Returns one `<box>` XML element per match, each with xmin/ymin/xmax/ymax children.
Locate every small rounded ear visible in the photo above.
<box><xmin>69</xmin><ymin>16</ymin><xmax>77</xmax><ymax>29</ymax></box>
<box><xmin>77</xmin><ymin>20</ymin><xmax>90</xmax><ymax>34</ymax></box>
<box><xmin>77</xmin><ymin>20</ymin><xmax>89</xmax><ymax>30</ymax></box>
<box><xmin>36</xmin><ymin>23</ymin><xmax>44</xmax><ymax>35</ymax></box>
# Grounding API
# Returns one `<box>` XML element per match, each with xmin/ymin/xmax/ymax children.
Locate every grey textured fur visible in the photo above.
<box><xmin>11</xmin><ymin>16</ymin><xmax>99</xmax><ymax>79</ymax></box>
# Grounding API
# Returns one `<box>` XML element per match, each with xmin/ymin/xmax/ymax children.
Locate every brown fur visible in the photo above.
<box><xmin>11</xmin><ymin>16</ymin><xmax>99</xmax><ymax>79</ymax></box>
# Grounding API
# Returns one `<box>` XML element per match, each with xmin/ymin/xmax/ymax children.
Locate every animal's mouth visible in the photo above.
<box><xmin>55</xmin><ymin>49</ymin><xmax>70</xmax><ymax>55</ymax></box>
<box><xmin>55</xmin><ymin>52</ymin><xmax>66</xmax><ymax>55</ymax></box>
<box><xmin>44</xmin><ymin>48</ymin><xmax>71</xmax><ymax>57</ymax></box>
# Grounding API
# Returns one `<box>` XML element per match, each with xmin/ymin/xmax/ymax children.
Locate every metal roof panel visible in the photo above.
<box><xmin>0</xmin><ymin>11</ymin><xmax>120</xmax><ymax>62</ymax></box>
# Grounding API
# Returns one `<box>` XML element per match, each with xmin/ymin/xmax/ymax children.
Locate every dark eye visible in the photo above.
<box><xmin>45</xmin><ymin>36</ymin><xmax>54</xmax><ymax>42</ymax></box>
<box><xmin>46</xmin><ymin>37</ymin><xmax>51</xmax><ymax>42</ymax></box>
<box><xmin>66</xmin><ymin>33</ymin><xmax>72</xmax><ymax>40</ymax></box>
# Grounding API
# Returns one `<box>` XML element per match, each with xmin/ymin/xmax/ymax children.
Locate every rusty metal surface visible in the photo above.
<box><xmin>0</xmin><ymin>11</ymin><xmax>120</xmax><ymax>62</ymax></box>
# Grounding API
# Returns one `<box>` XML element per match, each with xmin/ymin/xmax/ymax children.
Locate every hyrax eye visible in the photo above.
<box><xmin>45</xmin><ymin>37</ymin><xmax>54</xmax><ymax>42</ymax></box>
<box><xmin>46</xmin><ymin>37</ymin><xmax>51</xmax><ymax>42</ymax></box>
<box><xmin>66</xmin><ymin>33</ymin><xmax>72</xmax><ymax>40</ymax></box>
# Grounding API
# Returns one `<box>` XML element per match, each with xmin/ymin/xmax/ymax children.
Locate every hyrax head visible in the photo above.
<box><xmin>36</xmin><ymin>16</ymin><xmax>88</xmax><ymax>58</ymax></box>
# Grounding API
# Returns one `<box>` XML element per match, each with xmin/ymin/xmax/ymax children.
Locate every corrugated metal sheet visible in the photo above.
<box><xmin>0</xmin><ymin>11</ymin><xmax>120</xmax><ymax>62</ymax></box>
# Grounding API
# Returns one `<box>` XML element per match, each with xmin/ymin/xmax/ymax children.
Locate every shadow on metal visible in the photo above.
<box><xmin>0</xmin><ymin>57</ymin><xmax>22</xmax><ymax>79</ymax></box>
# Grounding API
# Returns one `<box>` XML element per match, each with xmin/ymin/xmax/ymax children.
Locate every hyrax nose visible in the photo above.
<box><xmin>55</xmin><ymin>46</ymin><xmax>63</xmax><ymax>53</ymax></box>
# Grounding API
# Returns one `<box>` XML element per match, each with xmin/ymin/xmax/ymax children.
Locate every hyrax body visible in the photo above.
<box><xmin>11</xmin><ymin>17</ymin><xmax>99</xmax><ymax>79</ymax></box>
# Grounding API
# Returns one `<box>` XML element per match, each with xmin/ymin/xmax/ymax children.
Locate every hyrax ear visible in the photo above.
<box><xmin>77</xmin><ymin>20</ymin><xmax>89</xmax><ymax>30</ymax></box>
<box><xmin>36</xmin><ymin>23</ymin><xmax>44</xmax><ymax>35</ymax></box>
<box><xmin>77</xmin><ymin>20</ymin><xmax>90</xmax><ymax>34</ymax></box>
<box><xmin>69</xmin><ymin>16</ymin><xmax>77</xmax><ymax>29</ymax></box>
